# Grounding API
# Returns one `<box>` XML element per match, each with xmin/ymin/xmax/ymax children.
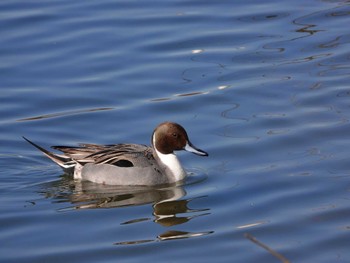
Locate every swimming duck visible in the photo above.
<box><xmin>23</xmin><ymin>122</ymin><xmax>208</xmax><ymax>186</ymax></box>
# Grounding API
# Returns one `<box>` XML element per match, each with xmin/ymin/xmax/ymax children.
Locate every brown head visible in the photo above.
<box><xmin>152</xmin><ymin>122</ymin><xmax>208</xmax><ymax>156</ymax></box>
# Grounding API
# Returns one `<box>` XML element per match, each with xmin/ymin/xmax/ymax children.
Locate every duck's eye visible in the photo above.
<box><xmin>172</xmin><ymin>132</ymin><xmax>178</xmax><ymax>138</ymax></box>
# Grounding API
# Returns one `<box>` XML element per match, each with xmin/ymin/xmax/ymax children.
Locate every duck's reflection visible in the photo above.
<box><xmin>115</xmin><ymin>230</ymin><xmax>214</xmax><ymax>245</ymax></box>
<box><xmin>39</xmin><ymin>174</ymin><xmax>213</xmax><ymax>243</ymax></box>
<box><xmin>68</xmin><ymin>180</ymin><xmax>187</xmax><ymax>210</ymax></box>
<box><xmin>153</xmin><ymin>197</ymin><xmax>210</xmax><ymax>227</ymax></box>
<box><xmin>41</xmin><ymin>175</ymin><xmax>187</xmax><ymax>210</ymax></box>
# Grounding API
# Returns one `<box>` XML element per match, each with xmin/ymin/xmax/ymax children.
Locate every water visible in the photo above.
<box><xmin>1</xmin><ymin>0</ymin><xmax>350</xmax><ymax>262</ymax></box>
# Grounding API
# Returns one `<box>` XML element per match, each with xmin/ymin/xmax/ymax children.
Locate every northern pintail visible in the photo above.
<box><xmin>23</xmin><ymin>122</ymin><xmax>208</xmax><ymax>186</ymax></box>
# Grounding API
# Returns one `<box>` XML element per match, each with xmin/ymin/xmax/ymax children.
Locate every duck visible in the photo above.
<box><xmin>23</xmin><ymin>122</ymin><xmax>208</xmax><ymax>186</ymax></box>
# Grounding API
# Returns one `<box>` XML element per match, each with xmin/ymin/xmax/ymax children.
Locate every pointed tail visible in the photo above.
<box><xmin>23</xmin><ymin>136</ymin><xmax>75</xmax><ymax>170</ymax></box>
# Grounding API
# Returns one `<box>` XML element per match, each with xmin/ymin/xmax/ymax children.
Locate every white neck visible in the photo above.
<box><xmin>156</xmin><ymin>150</ymin><xmax>186</xmax><ymax>181</ymax></box>
<box><xmin>153</xmin><ymin>136</ymin><xmax>186</xmax><ymax>182</ymax></box>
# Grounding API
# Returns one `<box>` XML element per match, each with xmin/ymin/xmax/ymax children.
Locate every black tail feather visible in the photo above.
<box><xmin>22</xmin><ymin>136</ymin><xmax>72</xmax><ymax>169</ymax></box>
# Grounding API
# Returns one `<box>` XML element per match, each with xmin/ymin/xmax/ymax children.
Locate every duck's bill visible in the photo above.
<box><xmin>184</xmin><ymin>141</ymin><xmax>208</xmax><ymax>156</ymax></box>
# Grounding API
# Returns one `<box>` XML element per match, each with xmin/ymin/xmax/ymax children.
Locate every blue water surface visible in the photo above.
<box><xmin>1</xmin><ymin>0</ymin><xmax>350</xmax><ymax>262</ymax></box>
